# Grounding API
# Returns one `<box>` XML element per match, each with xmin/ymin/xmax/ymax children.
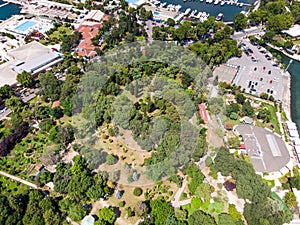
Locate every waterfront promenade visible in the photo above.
<box><xmin>267</xmin><ymin>43</ymin><xmax>300</xmax><ymax>63</ymax></box>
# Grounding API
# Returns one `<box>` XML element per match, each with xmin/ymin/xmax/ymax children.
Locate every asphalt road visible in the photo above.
<box><xmin>231</xmin><ymin>26</ymin><xmax>264</xmax><ymax>40</ymax></box>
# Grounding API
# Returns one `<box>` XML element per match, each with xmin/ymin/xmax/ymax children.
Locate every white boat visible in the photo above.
<box><xmin>214</xmin><ymin>0</ymin><xmax>219</xmax><ymax>4</ymax></box>
<box><xmin>190</xmin><ymin>10</ymin><xmax>198</xmax><ymax>17</ymax></box>
<box><xmin>216</xmin><ymin>13</ymin><xmax>224</xmax><ymax>21</ymax></box>
<box><xmin>175</xmin><ymin>4</ymin><xmax>182</xmax><ymax>11</ymax></box>
<box><xmin>196</xmin><ymin>12</ymin><xmax>203</xmax><ymax>18</ymax></box>
<box><xmin>220</xmin><ymin>1</ymin><xmax>225</xmax><ymax>5</ymax></box>
<box><xmin>184</xmin><ymin>8</ymin><xmax>191</xmax><ymax>15</ymax></box>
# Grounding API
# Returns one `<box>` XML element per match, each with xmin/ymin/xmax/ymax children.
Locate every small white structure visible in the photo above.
<box><xmin>282</xmin><ymin>24</ymin><xmax>300</xmax><ymax>39</ymax></box>
<box><xmin>294</xmin><ymin>138</ymin><xmax>300</xmax><ymax>146</ymax></box>
<box><xmin>85</xmin><ymin>10</ymin><xmax>105</xmax><ymax>23</ymax></box>
<box><xmin>81</xmin><ymin>215</ymin><xmax>95</xmax><ymax>225</ymax></box>
<box><xmin>286</xmin><ymin>121</ymin><xmax>298</xmax><ymax>131</ymax></box>
<box><xmin>289</xmin><ymin>129</ymin><xmax>299</xmax><ymax>138</ymax></box>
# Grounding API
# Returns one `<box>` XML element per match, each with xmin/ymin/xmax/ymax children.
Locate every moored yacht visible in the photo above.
<box><xmin>216</xmin><ymin>13</ymin><xmax>224</xmax><ymax>21</ymax></box>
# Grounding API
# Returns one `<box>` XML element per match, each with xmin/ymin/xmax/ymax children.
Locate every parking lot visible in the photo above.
<box><xmin>228</xmin><ymin>39</ymin><xmax>289</xmax><ymax>102</ymax></box>
<box><xmin>235</xmin><ymin>124</ymin><xmax>290</xmax><ymax>173</ymax></box>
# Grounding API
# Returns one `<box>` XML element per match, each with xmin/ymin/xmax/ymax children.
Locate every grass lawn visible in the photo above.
<box><xmin>225</xmin><ymin>118</ymin><xmax>241</xmax><ymax>125</ymax></box>
<box><xmin>263</xmin><ymin>179</ymin><xmax>275</xmax><ymax>188</ymax></box>
<box><xmin>50</xmin><ymin>25</ymin><xmax>73</xmax><ymax>42</ymax></box>
<box><xmin>136</xmin><ymin>36</ymin><xmax>145</xmax><ymax>41</ymax></box>
<box><xmin>0</xmin><ymin>175</ymin><xmax>29</xmax><ymax>195</ymax></box>
<box><xmin>271</xmin><ymin>192</ymin><xmax>290</xmax><ymax>213</ymax></box>
<box><xmin>273</xmin><ymin>35</ymin><xmax>286</xmax><ymax>44</ymax></box>
<box><xmin>293</xmin><ymin>40</ymin><xmax>300</xmax><ymax>45</ymax></box>
<box><xmin>258</xmin><ymin>103</ymin><xmax>281</xmax><ymax>135</ymax></box>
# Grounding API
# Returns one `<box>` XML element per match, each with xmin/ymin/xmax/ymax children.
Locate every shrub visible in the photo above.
<box><xmin>133</xmin><ymin>187</ymin><xmax>143</xmax><ymax>196</ymax></box>
<box><xmin>119</xmin><ymin>201</ymin><xmax>125</xmax><ymax>207</ymax></box>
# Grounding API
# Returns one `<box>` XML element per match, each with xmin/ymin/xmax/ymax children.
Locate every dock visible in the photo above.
<box><xmin>0</xmin><ymin>3</ymin><xmax>9</xmax><ymax>8</ymax></box>
<box><xmin>3</xmin><ymin>0</ymin><xmax>23</xmax><ymax>5</ymax></box>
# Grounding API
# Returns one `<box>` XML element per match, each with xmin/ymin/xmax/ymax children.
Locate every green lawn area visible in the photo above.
<box><xmin>293</xmin><ymin>39</ymin><xmax>300</xmax><ymax>45</ymax></box>
<box><xmin>271</xmin><ymin>192</ymin><xmax>290</xmax><ymax>213</ymax></box>
<box><xmin>273</xmin><ymin>35</ymin><xmax>286</xmax><ymax>45</ymax></box>
<box><xmin>0</xmin><ymin>131</ymin><xmax>57</xmax><ymax>178</ymax></box>
<box><xmin>263</xmin><ymin>179</ymin><xmax>275</xmax><ymax>188</ymax></box>
<box><xmin>259</xmin><ymin>103</ymin><xmax>281</xmax><ymax>135</ymax></box>
<box><xmin>136</xmin><ymin>36</ymin><xmax>145</xmax><ymax>41</ymax></box>
<box><xmin>0</xmin><ymin>175</ymin><xmax>29</xmax><ymax>195</ymax></box>
<box><xmin>50</xmin><ymin>25</ymin><xmax>73</xmax><ymax>42</ymax></box>
<box><xmin>225</xmin><ymin>118</ymin><xmax>241</xmax><ymax>125</ymax></box>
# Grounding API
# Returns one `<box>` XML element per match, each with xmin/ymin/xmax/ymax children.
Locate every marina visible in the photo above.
<box><xmin>0</xmin><ymin>0</ymin><xmax>21</xmax><ymax>20</ymax></box>
<box><xmin>149</xmin><ymin>0</ymin><xmax>255</xmax><ymax>22</ymax></box>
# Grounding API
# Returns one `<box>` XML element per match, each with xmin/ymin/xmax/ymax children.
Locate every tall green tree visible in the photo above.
<box><xmin>98</xmin><ymin>207</ymin><xmax>116</xmax><ymax>224</ymax></box>
<box><xmin>233</xmin><ymin>13</ymin><xmax>248</xmax><ymax>31</ymax></box>
<box><xmin>17</xmin><ymin>71</ymin><xmax>35</xmax><ymax>87</ymax></box>
<box><xmin>150</xmin><ymin>199</ymin><xmax>173</xmax><ymax>225</ymax></box>
<box><xmin>39</xmin><ymin>71</ymin><xmax>61</xmax><ymax>101</ymax></box>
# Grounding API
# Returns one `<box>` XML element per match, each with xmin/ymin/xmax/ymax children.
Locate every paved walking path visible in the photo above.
<box><xmin>171</xmin><ymin>177</ymin><xmax>190</xmax><ymax>208</ymax></box>
<box><xmin>0</xmin><ymin>170</ymin><xmax>38</xmax><ymax>189</ymax></box>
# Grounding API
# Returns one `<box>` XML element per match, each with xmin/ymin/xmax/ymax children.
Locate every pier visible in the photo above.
<box><xmin>0</xmin><ymin>3</ymin><xmax>9</xmax><ymax>8</ymax></box>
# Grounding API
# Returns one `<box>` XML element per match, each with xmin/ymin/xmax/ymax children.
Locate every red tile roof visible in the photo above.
<box><xmin>76</xmin><ymin>24</ymin><xmax>101</xmax><ymax>58</ymax></box>
<box><xmin>199</xmin><ymin>103</ymin><xmax>209</xmax><ymax>123</ymax></box>
<box><xmin>52</xmin><ymin>100</ymin><xmax>61</xmax><ymax>108</ymax></box>
<box><xmin>240</xmin><ymin>144</ymin><xmax>246</xmax><ymax>149</ymax></box>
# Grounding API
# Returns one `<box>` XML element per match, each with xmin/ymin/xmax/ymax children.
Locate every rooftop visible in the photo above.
<box><xmin>76</xmin><ymin>25</ymin><xmax>101</xmax><ymax>58</ymax></box>
<box><xmin>235</xmin><ymin>125</ymin><xmax>290</xmax><ymax>173</ymax></box>
<box><xmin>12</xmin><ymin>51</ymin><xmax>62</xmax><ymax>74</ymax></box>
<box><xmin>86</xmin><ymin>10</ymin><xmax>105</xmax><ymax>22</ymax></box>
<box><xmin>282</xmin><ymin>24</ymin><xmax>300</xmax><ymax>38</ymax></box>
<box><xmin>0</xmin><ymin>61</ymin><xmax>18</xmax><ymax>87</ymax></box>
<box><xmin>8</xmin><ymin>41</ymin><xmax>52</xmax><ymax>62</ymax></box>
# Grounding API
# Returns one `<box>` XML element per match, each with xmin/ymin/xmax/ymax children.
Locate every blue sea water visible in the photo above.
<box><xmin>280</xmin><ymin>56</ymin><xmax>300</xmax><ymax>133</ymax></box>
<box><xmin>158</xmin><ymin>0</ymin><xmax>256</xmax><ymax>22</ymax></box>
<box><xmin>0</xmin><ymin>0</ymin><xmax>21</xmax><ymax>21</ymax></box>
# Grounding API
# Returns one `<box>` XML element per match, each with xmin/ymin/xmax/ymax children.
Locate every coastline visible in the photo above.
<box><xmin>3</xmin><ymin>0</ymin><xmax>23</xmax><ymax>5</ymax></box>
<box><xmin>283</xmin><ymin>69</ymin><xmax>292</xmax><ymax>121</ymax></box>
<box><xmin>267</xmin><ymin>43</ymin><xmax>300</xmax><ymax>63</ymax></box>
<box><xmin>266</xmin><ymin>43</ymin><xmax>300</xmax><ymax>127</ymax></box>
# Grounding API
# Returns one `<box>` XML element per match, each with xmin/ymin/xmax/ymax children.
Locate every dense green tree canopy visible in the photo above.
<box><xmin>233</xmin><ymin>13</ymin><xmax>248</xmax><ymax>31</ymax></box>
<box><xmin>188</xmin><ymin>210</ymin><xmax>216</xmax><ymax>225</ymax></box>
<box><xmin>17</xmin><ymin>71</ymin><xmax>35</xmax><ymax>87</ymax></box>
<box><xmin>150</xmin><ymin>199</ymin><xmax>173</xmax><ymax>225</ymax></box>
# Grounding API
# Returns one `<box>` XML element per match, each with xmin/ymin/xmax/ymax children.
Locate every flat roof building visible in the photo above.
<box><xmin>86</xmin><ymin>10</ymin><xmax>105</xmax><ymax>22</ymax></box>
<box><xmin>0</xmin><ymin>62</ymin><xmax>18</xmax><ymax>87</ymax></box>
<box><xmin>0</xmin><ymin>41</ymin><xmax>63</xmax><ymax>87</ymax></box>
<box><xmin>282</xmin><ymin>24</ymin><xmax>300</xmax><ymax>39</ymax></box>
<box><xmin>143</xmin><ymin>5</ymin><xmax>179</xmax><ymax>21</ymax></box>
<box><xmin>12</xmin><ymin>51</ymin><xmax>63</xmax><ymax>75</ymax></box>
